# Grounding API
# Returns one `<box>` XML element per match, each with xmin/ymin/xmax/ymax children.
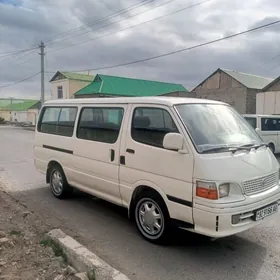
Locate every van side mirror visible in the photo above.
<box><xmin>255</xmin><ymin>127</ymin><xmax>260</xmax><ymax>133</ymax></box>
<box><xmin>163</xmin><ymin>133</ymin><xmax>188</xmax><ymax>153</ymax></box>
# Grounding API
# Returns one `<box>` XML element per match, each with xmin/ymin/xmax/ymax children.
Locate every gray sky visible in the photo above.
<box><xmin>0</xmin><ymin>0</ymin><xmax>280</xmax><ymax>99</ymax></box>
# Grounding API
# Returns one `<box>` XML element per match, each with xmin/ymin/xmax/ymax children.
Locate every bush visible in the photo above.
<box><xmin>0</xmin><ymin>117</ymin><xmax>5</xmax><ymax>124</ymax></box>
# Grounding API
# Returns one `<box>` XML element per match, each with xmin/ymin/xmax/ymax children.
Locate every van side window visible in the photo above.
<box><xmin>244</xmin><ymin>117</ymin><xmax>257</xmax><ymax>129</ymax></box>
<box><xmin>261</xmin><ymin>118</ymin><xmax>279</xmax><ymax>131</ymax></box>
<box><xmin>39</xmin><ymin>107</ymin><xmax>77</xmax><ymax>137</ymax></box>
<box><xmin>131</xmin><ymin>107</ymin><xmax>179</xmax><ymax>148</ymax></box>
<box><xmin>77</xmin><ymin>107</ymin><xmax>124</xmax><ymax>144</ymax></box>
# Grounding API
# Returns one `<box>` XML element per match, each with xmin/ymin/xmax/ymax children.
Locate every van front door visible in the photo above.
<box><xmin>119</xmin><ymin>105</ymin><xmax>194</xmax><ymax>224</ymax></box>
<box><xmin>72</xmin><ymin>105</ymin><xmax>127</xmax><ymax>206</ymax></box>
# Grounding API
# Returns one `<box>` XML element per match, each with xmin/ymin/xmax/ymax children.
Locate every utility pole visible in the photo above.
<box><xmin>10</xmin><ymin>97</ymin><xmax>13</xmax><ymax>122</ymax></box>
<box><xmin>39</xmin><ymin>41</ymin><xmax>45</xmax><ymax>105</ymax></box>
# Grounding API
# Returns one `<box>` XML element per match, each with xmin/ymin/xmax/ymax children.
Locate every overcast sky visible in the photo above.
<box><xmin>0</xmin><ymin>0</ymin><xmax>280</xmax><ymax>99</ymax></box>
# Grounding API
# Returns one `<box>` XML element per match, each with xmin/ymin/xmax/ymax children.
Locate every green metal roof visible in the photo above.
<box><xmin>221</xmin><ymin>69</ymin><xmax>273</xmax><ymax>90</ymax></box>
<box><xmin>50</xmin><ymin>71</ymin><xmax>95</xmax><ymax>83</ymax></box>
<box><xmin>74</xmin><ymin>74</ymin><xmax>188</xmax><ymax>97</ymax></box>
<box><xmin>1</xmin><ymin>100</ymin><xmax>39</xmax><ymax>111</ymax></box>
<box><xmin>60</xmin><ymin>72</ymin><xmax>95</xmax><ymax>82</ymax></box>
<box><xmin>0</xmin><ymin>100</ymin><xmax>11</xmax><ymax>108</ymax></box>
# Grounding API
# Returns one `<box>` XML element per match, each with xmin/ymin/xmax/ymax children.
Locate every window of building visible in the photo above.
<box><xmin>131</xmin><ymin>107</ymin><xmax>179</xmax><ymax>148</ymax></box>
<box><xmin>38</xmin><ymin>107</ymin><xmax>77</xmax><ymax>137</ymax></box>
<box><xmin>77</xmin><ymin>107</ymin><xmax>124</xmax><ymax>143</ymax></box>
<box><xmin>57</xmin><ymin>86</ymin><xmax>63</xmax><ymax>99</ymax></box>
<box><xmin>261</xmin><ymin>117</ymin><xmax>280</xmax><ymax>131</ymax></box>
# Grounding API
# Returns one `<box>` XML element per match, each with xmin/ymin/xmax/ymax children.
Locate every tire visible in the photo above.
<box><xmin>134</xmin><ymin>192</ymin><xmax>170</xmax><ymax>244</ymax></box>
<box><xmin>49</xmin><ymin>164</ymin><xmax>72</xmax><ymax>199</ymax></box>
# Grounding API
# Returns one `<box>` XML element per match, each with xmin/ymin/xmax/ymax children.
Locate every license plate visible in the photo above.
<box><xmin>254</xmin><ymin>203</ymin><xmax>279</xmax><ymax>221</ymax></box>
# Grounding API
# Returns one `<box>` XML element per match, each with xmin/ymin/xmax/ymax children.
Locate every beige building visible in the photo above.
<box><xmin>192</xmin><ymin>68</ymin><xmax>273</xmax><ymax>114</ymax></box>
<box><xmin>0</xmin><ymin>99</ymin><xmax>40</xmax><ymax>125</ymax></box>
<box><xmin>50</xmin><ymin>71</ymin><xmax>95</xmax><ymax>99</ymax></box>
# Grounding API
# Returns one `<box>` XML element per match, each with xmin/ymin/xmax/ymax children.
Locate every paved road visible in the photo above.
<box><xmin>1</xmin><ymin>126</ymin><xmax>280</xmax><ymax>280</ymax></box>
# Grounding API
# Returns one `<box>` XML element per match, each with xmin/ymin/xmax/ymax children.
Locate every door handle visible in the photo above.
<box><xmin>126</xmin><ymin>148</ymin><xmax>135</xmax><ymax>154</ymax></box>
<box><xmin>110</xmin><ymin>149</ymin><xmax>115</xmax><ymax>161</ymax></box>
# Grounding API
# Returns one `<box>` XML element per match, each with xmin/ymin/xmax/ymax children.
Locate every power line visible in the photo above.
<box><xmin>46</xmin><ymin>0</ymin><xmax>155</xmax><ymax>44</ymax></box>
<box><xmin>0</xmin><ymin>49</ymin><xmax>37</xmax><ymax>66</ymax></box>
<box><xmin>48</xmin><ymin>0</ymin><xmax>177</xmax><ymax>48</ymax></box>
<box><xmin>0</xmin><ymin>72</ymin><xmax>41</xmax><ymax>90</ymax></box>
<box><xmin>48</xmin><ymin>0</ymin><xmax>209</xmax><ymax>54</ymax></box>
<box><xmin>52</xmin><ymin>19</ymin><xmax>280</xmax><ymax>73</ymax></box>
<box><xmin>0</xmin><ymin>0</ymin><xmax>155</xmax><ymax>55</ymax></box>
<box><xmin>0</xmin><ymin>47</ymin><xmax>37</xmax><ymax>58</ymax></box>
<box><xmin>15</xmin><ymin>49</ymin><xmax>38</xmax><ymax>66</ymax></box>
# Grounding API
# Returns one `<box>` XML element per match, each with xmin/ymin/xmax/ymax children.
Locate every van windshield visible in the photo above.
<box><xmin>175</xmin><ymin>104</ymin><xmax>262</xmax><ymax>153</ymax></box>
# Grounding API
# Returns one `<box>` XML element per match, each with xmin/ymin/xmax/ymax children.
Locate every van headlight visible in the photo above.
<box><xmin>196</xmin><ymin>181</ymin><xmax>232</xmax><ymax>200</ymax></box>
<box><xmin>219</xmin><ymin>183</ymin><xmax>230</xmax><ymax>198</ymax></box>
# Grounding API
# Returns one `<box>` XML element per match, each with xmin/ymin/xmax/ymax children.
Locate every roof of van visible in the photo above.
<box><xmin>44</xmin><ymin>97</ymin><xmax>225</xmax><ymax>106</ymax></box>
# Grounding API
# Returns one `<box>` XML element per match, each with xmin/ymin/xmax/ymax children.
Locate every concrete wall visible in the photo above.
<box><xmin>12</xmin><ymin>111</ymin><xmax>28</xmax><ymax>122</ymax></box>
<box><xmin>27</xmin><ymin>109</ymin><xmax>39</xmax><ymax>125</ymax></box>
<box><xmin>246</xmin><ymin>89</ymin><xmax>258</xmax><ymax>114</ymax></box>
<box><xmin>192</xmin><ymin>70</ymin><xmax>254</xmax><ymax>114</ymax></box>
<box><xmin>163</xmin><ymin>91</ymin><xmax>196</xmax><ymax>97</ymax></box>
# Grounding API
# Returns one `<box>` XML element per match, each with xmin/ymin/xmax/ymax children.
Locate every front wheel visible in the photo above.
<box><xmin>135</xmin><ymin>193</ymin><xmax>170</xmax><ymax>244</ymax></box>
<box><xmin>49</xmin><ymin>165</ymin><xmax>72</xmax><ymax>199</ymax></box>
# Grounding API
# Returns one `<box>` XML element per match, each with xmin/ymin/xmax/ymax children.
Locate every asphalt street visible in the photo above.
<box><xmin>0</xmin><ymin>126</ymin><xmax>280</xmax><ymax>280</ymax></box>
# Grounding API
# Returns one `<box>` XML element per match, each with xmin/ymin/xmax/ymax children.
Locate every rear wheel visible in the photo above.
<box><xmin>49</xmin><ymin>165</ymin><xmax>72</xmax><ymax>199</ymax></box>
<box><xmin>134</xmin><ymin>192</ymin><xmax>170</xmax><ymax>244</ymax></box>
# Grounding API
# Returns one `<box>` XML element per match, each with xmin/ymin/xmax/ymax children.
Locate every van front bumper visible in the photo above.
<box><xmin>192</xmin><ymin>189</ymin><xmax>280</xmax><ymax>238</ymax></box>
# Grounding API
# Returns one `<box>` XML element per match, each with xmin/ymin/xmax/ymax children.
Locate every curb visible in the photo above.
<box><xmin>46</xmin><ymin>229</ymin><xmax>130</xmax><ymax>280</ymax></box>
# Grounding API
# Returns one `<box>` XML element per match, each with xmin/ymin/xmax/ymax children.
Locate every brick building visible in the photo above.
<box><xmin>192</xmin><ymin>68</ymin><xmax>273</xmax><ymax>114</ymax></box>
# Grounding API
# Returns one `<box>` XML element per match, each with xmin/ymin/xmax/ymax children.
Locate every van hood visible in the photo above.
<box><xmin>194</xmin><ymin>148</ymin><xmax>279</xmax><ymax>183</ymax></box>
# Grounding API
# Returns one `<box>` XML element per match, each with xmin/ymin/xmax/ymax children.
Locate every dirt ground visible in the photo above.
<box><xmin>0</xmin><ymin>188</ymin><xmax>77</xmax><ymax>280</ymax></box>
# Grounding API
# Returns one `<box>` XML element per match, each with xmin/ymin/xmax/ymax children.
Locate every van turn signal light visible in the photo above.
<box><xmin>196</xmin><ymin>181</ymin><xmax>218</xmax><ymax>200</ymax></box>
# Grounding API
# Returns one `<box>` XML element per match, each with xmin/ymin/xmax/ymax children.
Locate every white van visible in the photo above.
<box><xmin>243</xmin><ymin>114</ymin><xmax>280</xmax><ymax>154</ymax></box>
<box><xmin>34</xmin><ymin>97</ymin><xmax>280</xmax><ymax>243</ymax></box>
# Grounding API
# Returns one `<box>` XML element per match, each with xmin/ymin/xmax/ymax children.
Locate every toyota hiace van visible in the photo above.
<box><xmin>34</xmin><ymin>97</ymin><xmax>280</xmax><ymax>243</ymax></box>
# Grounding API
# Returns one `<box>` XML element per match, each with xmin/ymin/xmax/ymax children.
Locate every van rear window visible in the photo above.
<box><xmin>38</xmin><ymin>107</ymin><xmax>77</xmax><ymax>137</ymax></box>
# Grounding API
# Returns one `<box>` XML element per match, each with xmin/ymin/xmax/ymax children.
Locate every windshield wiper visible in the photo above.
<box><xmin>240</xmin><ymin>143</ymin><xmax>268</xmax><ymax>150</ymax></box>
<box><xmin>201</xmin><ymin>144</ymin><xmax>266</xmax><ymax>154</ymax></box>
<box><xmin>201</xmin><ymin>146</ymin><xmax>242</xmax><ymax>154</ymax></box>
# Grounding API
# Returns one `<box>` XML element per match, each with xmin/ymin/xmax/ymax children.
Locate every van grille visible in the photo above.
<box><xmin>243</xmin><ymin>172</ymin><xmax>278</xmax><ymax>195</ymax></box>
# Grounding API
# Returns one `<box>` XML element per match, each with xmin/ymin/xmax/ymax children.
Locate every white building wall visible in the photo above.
<box><xmin>51</xmin><ymin>79</ymin><xmax>70</xmax><ymax>99</ymax></box>
<box><xmin>12</xmin><ymin>111</ymin><xmax>28</xmax><ymax>122</ymax></box>
<box><xmin>257</xmin><ymin>91</ymin><xmax>280</xmax><ymax>115</ymax></box>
